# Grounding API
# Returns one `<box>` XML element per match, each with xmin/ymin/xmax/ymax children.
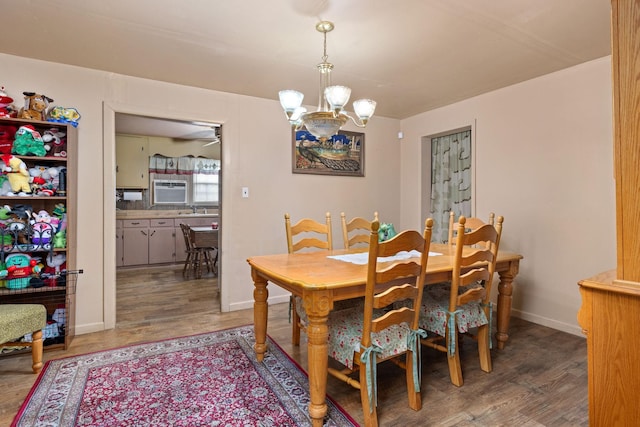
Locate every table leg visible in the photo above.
<box><xmin>304</xmin><ymin>291</ymin><xmax>332</xmax><ymax>427</ymax></box>
<box><xmin>496</xmin><ymin>260</ymin><xmax>520</xmax><ymax>349</ymax></box>
<box><xmin>252</xmin><ymin>270</ymin><xmax>268</xmax><ymax>362</ymax></box>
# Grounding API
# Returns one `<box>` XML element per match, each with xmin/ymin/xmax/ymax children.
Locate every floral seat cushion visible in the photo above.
<box><xmin>419</xmin><ymin>282</ymin><xmax>488</xmax><ymax>337</ymax></box>
<box><xmin>327</xmin><ymin>306</ymin><xmax>410</xmax><ymax>370</ymax></box>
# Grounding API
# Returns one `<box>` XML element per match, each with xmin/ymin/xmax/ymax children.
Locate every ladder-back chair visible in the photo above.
<box><xmin>340</xmin><ymin>211</ymin><xmax>379</xmax><ymax>250</ymax></box>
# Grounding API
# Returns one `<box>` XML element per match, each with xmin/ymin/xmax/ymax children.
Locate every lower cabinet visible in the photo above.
<box><xmin>122</xmin><ymin>220</ymin><xmax>150</xmax><ymax>266</ymax></box>
<box><xmin>119</xmin><ymin>216</ymin><xmax>217</xmax><ymax>266</ymax></box>
<box><xmin>148</xmin><ymin>219</ymin><xmax>175</xmax><ymax>264</ymax></box>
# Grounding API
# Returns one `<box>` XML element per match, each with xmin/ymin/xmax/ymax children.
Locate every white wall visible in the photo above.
<box><xmin>1</xmin><ymin>53</ymin><xmax>402</xmax><ymax>333</ymax></box>
<box><xmin>400</xmin><ymin>56</ymin><xmax>616</xmax><ymax>335</ymax></box>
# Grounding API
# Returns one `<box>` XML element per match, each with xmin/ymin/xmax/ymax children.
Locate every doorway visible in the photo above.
<box><xmin>114</xmin><ymin>113</ymin><xmax>222</xmax><ymax>326</ymax></box>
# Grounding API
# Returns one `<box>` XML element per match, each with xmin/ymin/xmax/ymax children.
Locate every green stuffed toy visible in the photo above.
<box><xmin>378</xmin><ymin>223</ymin><xmax>397</xmax><ymax>242</ymax></box>
<box><xmin>12</xmin><ymin>125</ymin><xmax>48</xmax><ymax>157</ymax></box>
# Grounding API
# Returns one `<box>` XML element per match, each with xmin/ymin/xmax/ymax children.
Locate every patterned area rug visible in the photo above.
<box><xmin>12</xmin><ymin>326</ymin><xmax>358</xmax><ymax>427</ymax></box>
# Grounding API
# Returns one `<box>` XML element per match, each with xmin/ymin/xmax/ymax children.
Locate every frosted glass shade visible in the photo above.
<box><xmin>279</xmin><ymin>90</ymin><xmax>304</xmax><ymax>113</ymax></box>
<box><xmin>325</xmin><ymin>85</ymin><xmax>351</xmax><ymax>110</ymax></box>
<box><xmin>353</xmin><ymin>99</ymin><xmax>377</xmax><ymax>121</ymax></box>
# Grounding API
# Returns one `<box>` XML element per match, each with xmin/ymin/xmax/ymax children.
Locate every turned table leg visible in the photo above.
<box><xmin>496</xmin><ymin>260</ymin><xmax>519</xmax><ymax>349</ymax></box>
<box><xmin>252</xmin><ymin>270</ymin><xmax>269</xmax><ymax>362</ymax></box>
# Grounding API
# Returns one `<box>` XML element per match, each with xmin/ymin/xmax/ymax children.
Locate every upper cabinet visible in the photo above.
<box><xmin>116</xmin><ymin>134</ymin><xmax>149</xmax><ymax>189</ymax></box>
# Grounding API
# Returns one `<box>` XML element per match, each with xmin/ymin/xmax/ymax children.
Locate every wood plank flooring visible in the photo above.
<box><xmin>0</xmin><ymin>266</ymin><xmax>589</xmax><ymax>426</ymax></box>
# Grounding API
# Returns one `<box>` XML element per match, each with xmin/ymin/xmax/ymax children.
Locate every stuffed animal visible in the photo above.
<box><xmin>18</xmin><ymin>92</ymin><xmax>53</xmax><ymax>121</ymax></box>
<box><xmin>31</xmin><ymin>210</ymin><xmax>54</xmax><ymax>247</ymax></box>
<box><xmin>378</xmin><ymin>223</ymin><xmax>397</xmax><ymax>242</ymax></box>
<box><xmin>42</xmin><ymin>127</ymin><xmax>66</xmax><ymax>157</ymax></box>
<box><xmin>48</xmin><ymin>106</ymin><xmax>80</xmax><ymax>127</ymax></box>
<box><xmin>2</xmin><ymin>155</ymin><xmax>31</xmax><ymax>196</ymax></box>
<box><xmin>0</xmin><ymin>86</ymin><xmax>16</xmax><ymax>118</ymax></box>
<box><xmin>0</xmin><ymin>253</ymin><xmax>41</xmax><ymax>289</ymax></box>
<box><xmin>0</xmin><ymin>124</ymin><xmax>17</xmax><ymax>154</ymax></box>
<box><xmin>45</xmin><ymin>253</ymin><xmax>66</xmax><ymax>275</ymax></box>
<box><xmin>12</xmin><ymin>125</ymin><xmax>48</xmax><ymax>157</ymax></box>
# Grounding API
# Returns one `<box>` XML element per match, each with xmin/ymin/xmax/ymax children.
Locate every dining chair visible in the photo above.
<box><xmin>179</xmin><ymin>223</ymin><xmax>215</xmax><ymax>279</ymax></box>
<box><xmin>447</xmin><ymin>211</ymin><xmax>495</xmax><ymax>246</ymax></box>
<box><xmin>340</xmin><ymin>211</ymin><xmax>379</xmax><ymax>250</ymax></box>
<box><xmin>326</xmin><ymin>218</ymin><xmax>433</xmax><ymax>427</ymax></box>
<box><xmin>0</xmin><ymin>304</ymin><xmax>47</xmax><ymax>373</ymax></box>
<box><xmin>284</xmin><ymin>212</ymin><xmax>332</xmax><ymax>346</ymax></box>
<box><xmin>420</xmin><ymin>214</ymin><xmax>503</xmax><ymax>387</ymax></box>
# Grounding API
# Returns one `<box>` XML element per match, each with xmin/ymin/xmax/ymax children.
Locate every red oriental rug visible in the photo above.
<box><xmin>12</xmin><ymin>325</ymin><xmax>358</xmax><ymax>427</ymax></box>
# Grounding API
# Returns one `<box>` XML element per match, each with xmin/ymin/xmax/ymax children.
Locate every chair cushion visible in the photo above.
<box><xmin>327</xmin><ymin>306</ymin><xmax>410</xmax><ymax>369</ymax></box>
<box><xmin>419</xmin><ymin>283</ymin><xmax>488</xmax><ymax>337</ymax></box>
<box><xmin>0</xmin><ymin>304</ymin><xmax>47</xmax><ymax>343</ymax></box>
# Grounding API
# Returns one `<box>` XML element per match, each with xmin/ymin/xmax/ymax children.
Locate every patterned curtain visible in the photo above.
<box><xmin>149</xmin><ymin>155</ymin><xmax>218</xmax><ymax>175</ymax></box>
<box><xmin>429</xmin><ymin>130</ymin><xmax>472</xmax><ymax>243</ymax></box>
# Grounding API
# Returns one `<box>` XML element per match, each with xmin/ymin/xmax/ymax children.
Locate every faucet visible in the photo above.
<box><xmin>191</xmin><ymin>205</ymin><xmax>197</xmax><ymax>214</ymax></box>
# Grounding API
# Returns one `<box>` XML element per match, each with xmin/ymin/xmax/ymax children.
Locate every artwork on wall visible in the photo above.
<box><xmin>292</xmin><ymin>130</ymin><xmax>365</xmax><ymax>177</ymax></box>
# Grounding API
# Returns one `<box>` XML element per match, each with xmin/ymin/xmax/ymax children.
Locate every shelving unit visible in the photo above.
<box><xmin>0</xmin><ymin>116</ymin><xmax>77</xmax><ymax>351</ymax></box>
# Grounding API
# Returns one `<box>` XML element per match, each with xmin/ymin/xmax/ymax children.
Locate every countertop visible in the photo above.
<box><xmin>116</xmin><ymin>210</ymin><xmax>219</xmax><ymax>220</ymax></box>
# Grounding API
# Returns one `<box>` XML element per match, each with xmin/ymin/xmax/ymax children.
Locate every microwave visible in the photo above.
<box><xmin>153</xmin><ymin>179</ymin><xmax>188</xmax><ymax>204</ymax></box>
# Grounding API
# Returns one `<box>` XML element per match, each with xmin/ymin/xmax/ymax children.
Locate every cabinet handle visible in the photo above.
<box><xmin>141</xmin><ymin>230</ymin><xmax>148</xmax><ymax>236</ymax></box>
<box><xmin>150</xmin><ymin>230</ymin><xmax>156</xmax><ymax>236</ymax></box>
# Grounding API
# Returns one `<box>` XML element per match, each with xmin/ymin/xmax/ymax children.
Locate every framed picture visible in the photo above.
<box><xmin>292</xmin><ymin>130</ymin><xmax>365</xmax><ymax>177</ymax></box>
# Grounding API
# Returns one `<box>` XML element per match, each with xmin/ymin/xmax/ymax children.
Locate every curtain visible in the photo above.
<box><xmin>149</xmin><ymin>155</ymin><xmax>219</xmax><ymax>175</ymax></box>
<box><xmin>429</xmin><ymin>130</ymin><xmax>472</xmax><ymax>243</ymax></box>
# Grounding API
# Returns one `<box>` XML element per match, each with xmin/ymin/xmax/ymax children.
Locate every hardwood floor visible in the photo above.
<box><xmin>0</xmin><ymin>266</ymin><xmax>589</xmax><ymax>426</ymax></box>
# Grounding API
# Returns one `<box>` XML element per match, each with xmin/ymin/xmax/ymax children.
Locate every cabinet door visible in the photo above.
<box><xmin>116</xmin><ymin>135</ymin><xmax>149</xmax><ymax>189</ymax></box>
<box><xmin>175</xmin><ymin>225</ymin><xmax>188</xmax><ymax>262</ymax></box>
<box><xmin>115</xmin><ymin>220</ymin><xmax>124</xmax><ymax>267</ymax></box>
<box><xmin>123</xmin><ymin>227</ymin><xmax>149</xmax><ymax>265</ymax></box>
<box><xmin>149</xmin><ymin>227</ymin><xmax>175</xmax><ymax>264</ymax></box>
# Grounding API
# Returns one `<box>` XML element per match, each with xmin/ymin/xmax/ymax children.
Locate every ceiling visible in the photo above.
<box><xmin>0</xmin><ymin>0</ymin><xmax>611</xmax><ymax>122</ymax></box>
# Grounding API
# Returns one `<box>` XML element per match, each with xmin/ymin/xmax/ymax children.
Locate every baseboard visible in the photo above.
<box><xmin>75</xmin><ymin>322</ymin><xmax>105</xmax><ymax>335</ymax></box>
<box><xmin>511</xmin><ymin>308</ymin><xmax>585</xmax><ymax>337</ymax></box>
<box><xmin>229</xmin><ymin>294</ymin><xmax>290</xmax><ymax>311</ymax></box>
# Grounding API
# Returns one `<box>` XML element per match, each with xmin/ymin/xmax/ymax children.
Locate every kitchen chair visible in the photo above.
<box><xmin>326</xmin><ymin>219</ymin><xmax>433</xmax><ymax>427</ymax></box>
<box><xmin>0</xmin><ymin>304</ymin><xmax>47</xmax><ymax>373</ymax></box>
<box><xmin>448</xmin><ymin>211</ymin><xmax>495</xmax><ymax>246</ymax></box>
<box><xmin>284</xmin><ymin>212</ymin><xmax>332</xmax><ymax>345</ymax></box>
<box><xmin>179</xmin><ymin>223</ymin><xmax>215</xmax><ymax>279</ymax></box>
<box><xmin>420</xmin><ymin>214</ymin><xmax>503</xmax><ymax>386</ymax></box>
<box><xmin>340</xmin><ymin>211</ymin><xmax>379</xmax><ymax>250</ymax></box>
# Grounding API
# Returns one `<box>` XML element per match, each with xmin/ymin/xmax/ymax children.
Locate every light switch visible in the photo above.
<box><xmin>242</xmin><ymin>187</ymin><xmax>249</xmax><ymax>198</ymax></box>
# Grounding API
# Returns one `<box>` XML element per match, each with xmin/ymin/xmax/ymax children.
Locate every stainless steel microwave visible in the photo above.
<box><xmin>153</xmin><ymin>179</ymin><xmax>188</xmax><ymax>204</ymax></box>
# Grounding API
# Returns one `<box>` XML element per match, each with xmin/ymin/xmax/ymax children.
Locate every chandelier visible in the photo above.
<box><xmin>278</xmin><ymin>21</ymin><xmax>376</xmax><ymax>141</ymax></box>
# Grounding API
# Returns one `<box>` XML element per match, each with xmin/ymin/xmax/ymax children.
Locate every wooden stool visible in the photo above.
<box><xmin>0</xmin><ymin>304</ymin><xmax>47</xmax><ymax>373</ymax></box>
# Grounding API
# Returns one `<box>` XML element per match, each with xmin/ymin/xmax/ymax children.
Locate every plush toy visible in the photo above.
<box><xmin>12</xmin><ymin>125</ymin><xmax>48</xmax><ymax>157</ymax></box>
<box><xmin>0</xmin><ymin>86</ymin><xmax>16</xmax><ymax>118</ymax></box>
<box><xmin>45</xmin><ymin>253</ymin><xmax>66</xmax><ymax>275</ymax></box>
<box><xmin>2</xmin><ymin>155</ymin><xmax>31</xmax><ymax>196</ymax></box>
<box><xmin>18</xmin><ymin>92</ymin><xmax>53</xmax><ymax>121</ymax></box>
<box><xmin>42</xmin><ymin>127</ymin><xmax>66</xmax><ymax>157</ymax></box>
<box><xmin>378</xmin><ymin>223</ymin><xmax>397</xmax><ymax>242</ymax></box>
<box><xmin>0</xmin><ymin>253</ymin><xmax>41</xmax><ymax>289</ymax></box>
<box><xmin>0</xmin><ymin>124</ymin><xmax>17</xmax><ymax>154</ymax></box>
<box><xmin>31</xmin><ymin>210</ymin><xmax>54</xmax><ymax>247</ymax></box>
<box><xmin>48</xmin><ymin>106</ymin><xmax>80</xmax><ymax>127</ymax></box>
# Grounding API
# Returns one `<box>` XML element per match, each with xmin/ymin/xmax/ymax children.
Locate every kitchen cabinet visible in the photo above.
<box><xmin>148</xmin><ymin>219</ymin><xmax>175</xmax><ymax>264</ymax></box>
<box><xmin>122</xmin><ymin>219</ymin><xmax>149</xmax><ymax>266</ymax></box>
<box><xmin>116</xmin><ymin>134</ymin><xmax>149</xmax><ymax>189</ymax></box>
<box><xmin>115</xmin><ymin>220</ymin><xmax>124</xmax><ymax>267</ymax></box>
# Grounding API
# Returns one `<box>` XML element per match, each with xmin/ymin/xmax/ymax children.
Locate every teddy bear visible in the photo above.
<box><xmin>12</xmin><ymin>125</ymin><xmax>48</xmax><ymax>157</ymax></box>
<box><xmin>2</xmin><ymin>154</ymin><xmax>31</xmax><ymax>196</ymax></box>
<box><xmin>18</xmin><ymin>92</ymin><xmax>53</xmax><ymax>121</ymax></box>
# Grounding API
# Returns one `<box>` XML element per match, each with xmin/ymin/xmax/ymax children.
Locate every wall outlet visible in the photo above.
<box><xmin>242</xmin><ymin>187</ymin><xmax>249</xmax><ymax>198</ymax></box>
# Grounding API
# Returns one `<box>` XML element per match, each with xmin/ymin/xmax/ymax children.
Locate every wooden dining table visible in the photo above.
<box><xmin>189</xmin><ymin>226</ymin><xmax>218</xmax><ymax>248</ymax></box>
<box><xmin>247</xmin><ymin>243</ymin><xmax>523</xmax><ymax>426</ymax></box>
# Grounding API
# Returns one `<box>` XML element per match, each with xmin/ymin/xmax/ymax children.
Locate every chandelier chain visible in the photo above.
<box><xmin>322</xmin><ymin>30</ymin><xmax>328</xmax><ymax>63</ymax></box>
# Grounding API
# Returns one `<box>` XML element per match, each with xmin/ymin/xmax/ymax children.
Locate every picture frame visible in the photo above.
<box><xmin>292</xmin><ymin>129</ymin><xmax>365</xmax><ymax>177</ymax></box>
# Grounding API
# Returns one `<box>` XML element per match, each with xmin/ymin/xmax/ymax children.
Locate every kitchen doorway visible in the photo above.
<box><xmin>114</xmin><ymin>113</ymin><xmax>222</xmax><ymax>326</ymax></box>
